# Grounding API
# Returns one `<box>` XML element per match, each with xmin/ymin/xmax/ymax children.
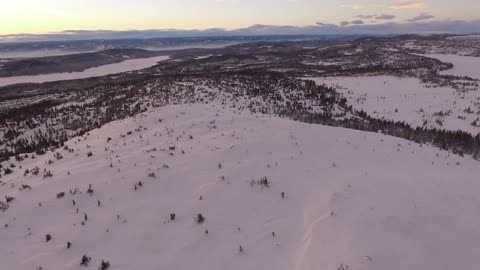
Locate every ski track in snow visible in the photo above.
<box><xmin>294</xmin><ymin>204</ymin><xmax>332</xmax><ymax>270</ymax></box>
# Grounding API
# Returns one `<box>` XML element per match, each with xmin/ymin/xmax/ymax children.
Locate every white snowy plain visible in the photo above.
<box><xmin>427</xmin><ymin>54</ymin><xmax>480</xmax><ymax>80</ymax></box>
<box><xmin>316</xmin><ymin>75</ymin><xmax>480</xmax><ymax>135</ymax></box>
<box><xmin>1</xmin><ymin>103</ymin><xmax>480</xmax><ymax>270</ymax></box>
<box><xmin>0</xmin><ymin>56</ymin><xmax>169</xmax><ymax>87</ymax></box>
<box><xmin>310</xmin><ymin>53</ymin><xmax>480</xmax><ymax>135</ymax></box>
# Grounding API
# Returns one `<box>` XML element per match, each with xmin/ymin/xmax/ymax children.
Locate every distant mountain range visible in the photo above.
<box><xmin>0</xmin><ymin>35</ymin><xmax>360</xmax><ymax>59</ymax></box>
<box><xmin>1</xmin><ymin>19</ymin><xmax>479</xmax><ymax>44</ymax></box>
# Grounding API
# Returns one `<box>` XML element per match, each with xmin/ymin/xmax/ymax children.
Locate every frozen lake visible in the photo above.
<box><xmin>0</xmin><ymin>55</ymin><xmax>169</xmax><ymax>87</ymax></box>
<box><xmin>426</xmin><ymin>54</ymin><xmax>480</xmax><ymax>80</ymax></box>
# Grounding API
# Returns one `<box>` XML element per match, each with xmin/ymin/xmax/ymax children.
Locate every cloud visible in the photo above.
<box><xmin>407</xmin><ymin>13</ymin><xmax>435</xmax><ymax>22</ymax></box>
<box><xmin>315</xmin><ymin>22</ymin><xmax>338</xmax><ymax>27</ymax></box>
<box><xmin>389</xmin><ymin>1</ymin><xmax>427</xmax><ymax>9</ymax></box>
<box><xmin>350</xmin><ymin>20</ymin><xmax>365</xmax><ymax>25</ymax></box>
<box><xmin>375</xmin><ymin>14</ymin><xmax>396</xmax><ymax>20</ymax></box>
<box><xmin>341</xmin><ymin>19</ymin><xmax>367</xmax><ymax>26</ymax></box>
<box><xmin>357</xmin><ymin>14</ymin><xmax>396</xmax><ymax>20</ymax></box>
<box><xmin>357</xmin><ymin>15</ymin><xmax>376</xmax><ymax>19</ymax></box>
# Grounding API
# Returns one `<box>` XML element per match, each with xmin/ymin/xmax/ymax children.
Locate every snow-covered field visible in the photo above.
<box><xmin>427</xmin><ymin>54</ymin><xmax>480</xmax><ymax>80</ymax></box>
<box><xmin>315</xmin><ymin>54</ymin><xmax>480</xmax><ymax>134</ymax></box>
<box><xmin>0</xmin><ymin>56</ymin><xmax>169</xmax><ymax>87</ymax></box>
<box><xmin>315</xmin><ymin>75</ymin><xmax>480</xmax><ymax>134</ymax></box>
<box><xmin>1</xmin><ymin>103</ymin><xmax>480</xmax><ymax>270</ymax></box>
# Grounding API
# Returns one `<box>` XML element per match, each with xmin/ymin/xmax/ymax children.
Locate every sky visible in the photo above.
<box><xmin>0</xmin><ymin>0</ymin><xmax>479</xmax><ymax>40</ymax></box>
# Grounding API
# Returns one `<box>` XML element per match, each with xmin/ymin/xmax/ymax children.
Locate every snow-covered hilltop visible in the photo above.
<box><xmin>1</xmin><ymin>103</ymin><xmax>480</xmax><ymax>270</ymax></box>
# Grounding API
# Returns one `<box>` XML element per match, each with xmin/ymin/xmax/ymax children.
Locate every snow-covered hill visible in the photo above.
<box><xmin>1</xmin><ymin>103</ymin><xmax>480</xmax><ymax>270</ymax></box>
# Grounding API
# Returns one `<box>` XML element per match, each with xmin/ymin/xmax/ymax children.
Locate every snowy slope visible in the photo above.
<box><xmin>1</xmin><ymin>103</ymin><xmax>480</xmax><ymax>270</ymax></box>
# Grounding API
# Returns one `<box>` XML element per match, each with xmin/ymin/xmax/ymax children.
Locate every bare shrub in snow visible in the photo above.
<box><xmin>100</xmin><ymin>260</ymin><xmax>110</xmax><ymax>270</ymax></box>
<box><xmin>0</xmin><ymin>201</ymin><xmax>9</xmax><ymax>212</ymax></box>
<box><xmin>87</xmin><ymin>185</ymin><xmax>94</xmax><ymax>195</ymax></box>
<box><xmin>43</xmin><ymin>170</ymin><xmax>53</xmax><ymax>178</ymax></box>
<box><xmin>20</xmin><ymin>184</ymin><xmax>32</xmax><ymax>190</ymax></box>
<box><xmin>80</xmin><ymin>255</ymin><xmax>91</xmax><ymax>267</ymax></box>
<box><xmin>195</xmin><ymin>213</ymin><xmax>205</xmax><ymax>224</ymax></box>
<box><xmin>31</xmin><ymin>166</ymin><xmax>40</xmax><ymax>175</ymax></box>
<box><xmin>54</xmin><ymin>152</ymin><xmax>63</xmax><ymax>160</ymax></box>
<box><xmin>250</xmin><ymin>177</ymin><xmax>270</xmax><ymax>188</ymax></box>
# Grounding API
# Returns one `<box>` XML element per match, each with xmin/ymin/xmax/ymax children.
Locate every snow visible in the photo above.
<box><xmin>426</xmin><ymin>54</ymin><xmax>480</xmax><ymax>80</ymax></box>
<box><xmin>1</xmin><ymin>103</ymin><xmax>480</xmax><ymax>270</ymax></box>
<box><xmin>315</xmin><ymin>76</ymin><xmax>480</xmax><ymax>134</ymax></box>
<box><xmin>0</xmin><ymin>56</ymin><xmax>169</xmax><ymax>87</ymax></box>
<box><xmin>303</xmin><ymin>51</ymin><xmax>480</xmax><ymax>135</ymax></box>
<box><xmin>194</xmin><ymin>55</ymin><xmax>213</xmax><ymax>60</ymax></box>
